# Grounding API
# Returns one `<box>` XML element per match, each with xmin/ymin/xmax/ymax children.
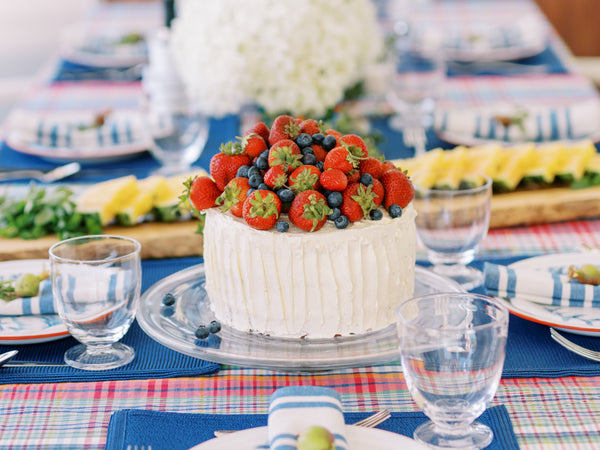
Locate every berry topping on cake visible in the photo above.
<box><xmin>289</xmin><ymin>190</ymin><xmax>332</xmax><ymax>232</ymax></box>
<box><xmin>242</xmin><ymin>190</ymin><xmax>282</xmax><ymax>230</ymax></box>
<box><xmin>187</xmin><ymin>176</ymin><xmax>223</xmax><ymax>212</ymax></box>
<box><xmin>186</xmin><ymin>114</ymin><xmax>414</xmax><ymax>232</ymax></box>
<box><xmin>216</xmin><ymin>177</ymin><xmax>251</xmax><ymax>217</ymax></box>
<box><xmin>210</xmin><ymin>143</ymin><xmax>252</xmax><ymax>190</ymax></box>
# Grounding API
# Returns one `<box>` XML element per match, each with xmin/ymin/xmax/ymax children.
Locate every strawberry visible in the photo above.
<box><xmin>299</xmin><ymin>119</ymin><xmax>322</xmax><ymax>136</ymax></box>
<box><xmin>340</xmin><ymin>134</ymin><xmax>368</xmax><ymax>159</ymax></box>
<box><xmin>243</xmin><ymin>121</ymin><xmax>270</xmax><ymax>143</ymax></box>
<box><xmin>263</xmin><ymin>165</ymin><xmax>288</xmax><ymax>190</ymax></box>
<box><xmin>381</xmin><ymin>169</ymin><xmax>415</xmax><ymax>208</ymax></box>
<box><xmin>346</xmin><ymin>169</ymin><xmax>360</xmax><ymax>184</ymax></box>
<box><xmin>289</xmin><ymin>165</ymin><xmax>321</xmax><ymax>194</ymax></box>
<box><xmin>360</xmin><ymin>157</ymin><xmax>383</xmax><ymax>180</ymax></box>
<box><xmin>381</xmin><ymin>161</ymin><xmax>398</xmax><ymax>175</ymax></box>
<box><xmin>310</xmin><ymin>144</ymin><xmax>328</xmax><ymax>162</ymax></box>
<box><xmin>371</xmin><ymin>178</ymin><xmax>384</xmax><ymax>207</ymax></box>
<box><xmin>289</xmin><ymin>190</ymin><xmax>332</xmax><ymax>232</ymax></box>
<box><xmin>216</xmin><ymin>177</ymin><xmax>251</xmax><ymax>217</ymax></box>
<box><xmin>242</xmin><ymin>190</ymin><xmax>282</xmax><ymax>230</ymax></box>
<box><xmin>320</xmin><ymin>168</ymin><xmax>348</xmax><ymax>192</ymax></box>
<box><xmin>268</xmin><ymin>139</ymin><xmax>302</xmax><ymax>173</ymax></box>
<box><xmin>341</xmin><ymin>182</ymin><xmax>378</xmax><ymax>222</ymax></box>
<box><xmin>269</xmin><ymin>115</ymin><xmax>300</xmax><ymax>145</ymax></box>
<box><xmin>186</xmin><ymin>176</ymin><xmax>222</xmax><ymax>212</ymax></box>
<box><xmin>323</xmin><ymin>147</ymin><xmax>355</xmax><ymax>173</ymax></box>
<box><xmin>209</xmin><ymin>142</ymin><xmax>252</xmax><ymax>190</ymax></box>
<box><xmin>239</xmin><ymin>133</ymin><xmax>268</xmax><ymax>158</ymax></box>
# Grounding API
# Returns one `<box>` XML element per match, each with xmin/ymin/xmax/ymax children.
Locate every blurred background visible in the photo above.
<box><xmin>0</xmin><ymin>0</ymin><xmax>599</xmax><ymax>121</ymax></box>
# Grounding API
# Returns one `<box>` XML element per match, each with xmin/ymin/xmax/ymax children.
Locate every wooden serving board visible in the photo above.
<box><xmin>1</xmin><ymin>185</ymin><xmax>599</xmax><ymax>261</ymax></box>
<box><xmin>0</xmin><ymin>221</ymin><xmax>204</xmax><ymax>262</ymax></box>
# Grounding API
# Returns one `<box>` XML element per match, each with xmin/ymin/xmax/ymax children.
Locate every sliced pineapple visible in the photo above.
<box><xmin>493</xmin><ymin>144</ymin><xmax>537</xmax><ymax>192</ymax></box>
<box><xmin>154</xmin><ymin>170</ymin><xmax>208</xmax><ymax>222</ymax></box>
<box><xmin>521</xmin><ymin>142</ymin><xmax>566</xmax><ymax>186</ymax></box>
<box><xmin>116</xmin><ymin>176</ymin><xmax>169</xmax><ymax>226</ymax></box>
<box><xmin>76</xmin><ymin>175</ymin><xmax>139</xmax><ymax>225</ymax></box>
<box><xmin>556</xmin><ymin>140</ymin><xmax>596</xmax><ymax>183</ymax></box>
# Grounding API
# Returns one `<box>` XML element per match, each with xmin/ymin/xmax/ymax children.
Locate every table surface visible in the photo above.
<box><xmin>1</xmin><ymin>1</ymin><xmax>600</xmax><ymax>449</ymax></box>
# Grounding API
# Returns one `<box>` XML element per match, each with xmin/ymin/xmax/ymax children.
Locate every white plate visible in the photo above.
<box><xmin>495</xmin><ymin>253</ymin><xmax>600</xmax><ymax>337</ymax></box>
<box><xmin>137</xmin><ymin>264</ymin><xmax>464</xmax><ymax>372</ymax></box>
<box><xmin>0</xmin><ymin>260</ymin><xmax>69</xmax><ymax>345</ymax></box>
<box><xmin>189</xmin><ymin>425</ymin><xmax>428</xmax><ymax>450</ymax></box>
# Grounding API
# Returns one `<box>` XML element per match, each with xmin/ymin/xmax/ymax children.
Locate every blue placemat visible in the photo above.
<box><xmin>0</xmin><ymin>257</ymin><xmax>220</xmax><ymax>384</ymax></box>
<box><xmin>420</xmin><ymin>255</ymin><xmax>600</xmax><ymax>378</ymax></box>
<box><xmin>105</xmin><ymin>405</ymin><xmax>519</xmax><ymax>450</ymax></box>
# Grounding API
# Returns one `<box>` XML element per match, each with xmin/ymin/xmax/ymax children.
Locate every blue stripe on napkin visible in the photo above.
<box><xmin>105</xmin><ymin>405</ymin><xmax>519</xmax><ymax>450</ymax></box>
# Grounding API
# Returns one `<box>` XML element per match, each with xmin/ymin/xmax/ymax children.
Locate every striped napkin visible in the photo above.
<box><xmin>6</xmin><ymin>109</ymin><xmax>148</xmax><ymax>150</ymax></box>
<box><xmin>483</xmin><ymin>262</ymin><xmax>600</xmax><ymax>308</ymax></box>
<box><xmin>0</xmin><ymin>278</ymin><xmax>55</xmax><ymax>316</ymax></box>
<box><xmin>434</xmin><ymin>98</ymin><xmax>600</xmax><ymax>143</ymax></box>
<box><xmin>266</xmin><ymin>386</ymin><xmax>348</xmax><ymax>450</ymax></box>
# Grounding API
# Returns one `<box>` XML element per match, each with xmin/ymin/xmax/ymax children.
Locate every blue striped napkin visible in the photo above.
<box><xmin>0</xmin><ymin>278</ymin><xmax>55</xmax><ymax>316</ymax></box>
<box><xmin>483</xmin><ymin>262</ymin><xmax>600</xmax><ymax>307</ymax></box>
<box><xmin>434</xmin><ymin>99</ymin><xmax>600</xmax><ymax>142</ymax></box>
<box><xmin>267</xmin><ymin>386</ymin><xmax>348</xmax><ymax>450</ymax></box>
<box><xmin>7</xmin><ymin>109</ymin><xmax>147</xmax><ymax>150</ymax></box>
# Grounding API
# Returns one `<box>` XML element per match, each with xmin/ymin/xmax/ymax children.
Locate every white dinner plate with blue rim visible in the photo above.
<box><xmin>495</xmin><ymin>252</ymin><xmax>600</xmax><ymax>337</ymax></box>
<box><xmin>189</xmin><ymin>425</ymin><xmax>429</xmax><ymax>450</ymax></box>
<box><xmin>0</xmin><ymin>259</ymin><xmax>69</xmax><ymax>345</ymax></box>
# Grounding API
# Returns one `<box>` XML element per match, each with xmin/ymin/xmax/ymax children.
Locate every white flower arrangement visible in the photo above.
<box><xmin>170</xmin><ymin>0</ymin><xmax>384</xmax><ymax>118</ymax></box>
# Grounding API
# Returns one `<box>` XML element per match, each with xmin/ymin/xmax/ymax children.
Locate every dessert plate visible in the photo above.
<box><xmin>188</xmin><ymin>425</ymin><xmax>428</xmax><ymax>450</ymax></box>
<box><xmin>495</xmin><ymin>253</ymin><xmax>600</xmax><ymax>337</ymax></box>
<box><xmin>137</xmin><ymin>264</ymin><xmax>464</xmax><ymax>371</ymax></box>
<box><xmin>0</xmin><ymin>259</ymin><xmax>69</xmax><ymax>345</ymax></box>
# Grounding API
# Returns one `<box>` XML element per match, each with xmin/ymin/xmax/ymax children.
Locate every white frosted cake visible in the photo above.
<box><xmin>203</xmin><ymin>205</ymin><xmax>417</xmax><ymax>339</ymax></box>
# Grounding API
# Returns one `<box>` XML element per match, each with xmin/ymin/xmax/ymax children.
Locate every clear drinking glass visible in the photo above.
<box><xmin>412</xmin><ymin>170</ymin><xmax>492</xmax><ymax>290</ymax></box>
<box><xmin>49</xmin><ymin>235</ymin><xmax>142</xmax><ymax>370</ymax></box>
<box><xmin>387</xmin><ymin>30</ymin><xmax>445</xmax><ymax>157</ymax></box>
<box><xmin>397</xmin><ymin>293</ymin><xmax>509</xmax><ymax>449</ymax></box>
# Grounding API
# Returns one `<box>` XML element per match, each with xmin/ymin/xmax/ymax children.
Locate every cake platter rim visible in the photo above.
<box><xmin>136</xmin><ymin>263</ymin><xmax>465</xmax><ymax>372</ymax></box>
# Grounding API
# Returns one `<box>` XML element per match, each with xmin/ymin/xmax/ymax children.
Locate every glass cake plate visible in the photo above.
<box><xmin>137</xmin><ymin>264</ymin><xmax>464</xmax><ymax>371</ymax></box>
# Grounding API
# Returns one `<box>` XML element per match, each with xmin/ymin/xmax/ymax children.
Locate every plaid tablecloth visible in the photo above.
<box><xmin>1</xmin><ymin>1</ymin><xmax>600</xmax><ymax>449</ymax></box>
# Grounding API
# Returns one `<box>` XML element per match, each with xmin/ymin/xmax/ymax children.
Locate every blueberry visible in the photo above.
<box><xmin>248</xmin><ymin>173</ymin><xmax>263</xmax><ymax>188</ymax></box>
<box><xmin>247</xmin><ymin>188</ymin><xmax>256</xmax><ymax>197</ymax></box>
<box><xmin>276</xmin><ymin>221</ymin><xmax>290</xmax><ymax>232</ymax></box>
<box><xmin>322</xmin><ymin>134</ymin><xmax>337</xmax><ymax>151</ymax></box>
<box><xmin>301</xmin><ymin>146</ymin><xmax>314</xmax><ymax>156</ymax></box>
<box><xmin>236</xmin><ymin>165</ymin><xmax>250</xmax><ymax>178</ymax></box>
<box><xmin>312</xmin><ymin>132</ymin><xmax>325</xmax><ymax>144</ymax></box>
<box><xmin>258</xmin><ymin>183</ymin><xmax>271</xmax><ymax>191</ymax></box>
<box><xmin>248</xmin><ymin>166</ymin><xmax>261</xmax><ymax>178</ymax></box>
<box><xmin>388</xmin><ymin>204</ymin><xmax>403</xmax><ymax>218</ymax></box>
<box><xmin>162</xmin><ymin>306</ymin><xmax>175</xmax><ymax>317</ymax></box>
<box><xmin>328</xmin><ymin>207</ymin><xmax>341</xmax><ymax>221</ymax></box>
<box><xmin>360</xmin><ymin>173</ymin><xmax>373</xmax><ymax>186</ymax></box>
<box><xmin>195</xmin><ymin>325</ymin><xmax>210</xmax><ymax>339</ymax></box>
<box><xmin>208</xmin><ymin>320</ymin><xmax>222</xmax><ymax>334</ymax></box>
<box><xmin>277</xmin><ymin>188</ymin><xmax>295</xmax><ymax>203</ymax></box>
<box><xmin>302</xmin><ymin>153</ymin><xmax>317</xmax><ymax>165</ymax></box>
<box><xmin>162</xmin><ymin>292</ymin><xmax>176</xmax><ymax>306</ymax></box>
<box><xmin>327</xmin><ymin>191</ymin><xmax>343</xmax><ymax>208</ymax></box>
<box><xmin>255</xmin><ymin>155</ymin><xmax>269</xmax><ymax>171</ymax></box>
<box><xmin>296</xmin><ymin>133</ymin><xmax>313</xmax><ymax>148</ymax></box>
<box><xmin>334</xmin><ymin>215</ymin><xmax>349</xmax><ymax>229</ymax></box>
<box><xmin>315</xmin><ymin>161</ymin><xmax>324</xmax><ymax>171</ymax></box>
<box><xmin>260</xmin><ymin>149</ymin><xmax>270</xmax><ymax>159</ymax></box>
<box><xmin>370</xmin><ymin>209</ymin><xmax>383</xmax><ymax>220</ymax></box>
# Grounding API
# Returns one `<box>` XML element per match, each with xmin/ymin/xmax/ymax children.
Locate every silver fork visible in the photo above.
<box><xmin>550</xmin><ymin>328</ymin><xmax>600</xmax><ymax>362</ymax></box>
<box><xmin>0</xmin><ymin>162</ymin><xmax>80</xmax><ymax>183</ymax></box>
<box><xmin>213</xmin><ymin>409</ymin><xmax>391</xmax><ymax>437</ymax></box>
<box><xmin>126</xmin><ymin>445</ymin><xmax>151</xmax><ymax>450</ymax></box>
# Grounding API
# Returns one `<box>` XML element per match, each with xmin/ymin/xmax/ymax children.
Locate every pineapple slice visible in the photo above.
<box><xmin>76</xmin><ymin>175</ymin><xmax>139</xmax><ymax>225</ymax></box>
<box><xmin>493</xmin><ymin>144</ymin><xmax>537</xmax><ymax>192</ymax></box>
<box><xmin>556</xmin><ymin>140</ymin><xmax>596</xmax><ymax>183</ymax></box>
<box><xmin>522</xmin><ymin>142</ymin><xmax>566</xmax><ymax>186</ymax></box>
<box><xmin>154</xmin><ymin>170</ymin><xmax>208</xmax><ymax>222</ymax></box>
<box><xmin>116</xmin><ymin>176</ymin><xmax>169</xmax><ymax>226</ymax></box>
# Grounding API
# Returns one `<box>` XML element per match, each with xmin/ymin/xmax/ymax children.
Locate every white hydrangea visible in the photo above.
<box><xmin>170</xmin><ymin>0</ymin><xmax>384</xmax><ymax>118</ymax></box>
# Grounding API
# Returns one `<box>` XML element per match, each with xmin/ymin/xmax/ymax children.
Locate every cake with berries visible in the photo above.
<box><xmin>187</xmin><ymin>115</ymin><xmax>417</xmax><ymax>339</ymax></box>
